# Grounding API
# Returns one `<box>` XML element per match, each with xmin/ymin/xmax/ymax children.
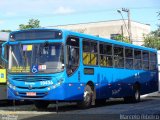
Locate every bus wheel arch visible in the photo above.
<box><xmin>133</xmin><ymin>82</ymin><xmax>141</xmax><ymax>91</ymax></box>
<box><xmin>86</xmin><ymin>81</ymin><xmax>95</xmax><ymax>91</ymax></box>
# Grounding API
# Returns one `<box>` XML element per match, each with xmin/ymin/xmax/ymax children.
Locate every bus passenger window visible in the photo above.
<box><xmin>83</xmin><ymin>40</ymin><xmax>98</xmax><ymax>66</ymax></box>
<box><xmin>99</xmin><ymin>43</ymin><xmax>113</xmax><ymax>67</ymax></box>
<box><xmin>66</xmin><ymin>37</ymin><xmax>79</xmax><ymax>76</ymax></box>
<box><xmin>149</xmin><ymin>53</ymin><xmax>157</xmax><ymax>70</ymax></box>
<box><xmin>134</xmin><ymin>50</ymin><xmax>142</xmax><ymax>69</ymax></box>
<box><xmin>142</xmin><ymin>51</ymin><xmax>149</xmax><ymax>70</ymax></box>
<box><xmin>114</xmin><ymin>46</ymin><xmax>124</xmax><ymax>68</ymax></box>
<box><xmin>125</xmin><ymin>48</ymin><xmax>133</xmax><ymax>69</ymax></box>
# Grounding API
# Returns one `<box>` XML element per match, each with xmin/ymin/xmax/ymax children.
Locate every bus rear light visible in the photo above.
<box><xmin>108</xmin><ymin>84</ymin><xmax>112</xmax><ymax>86</ymax></box>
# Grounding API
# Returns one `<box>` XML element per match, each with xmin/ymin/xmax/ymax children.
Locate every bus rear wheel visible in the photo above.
<box><xmin>124</xmin><ymin>87</ymin><xmax>140</xmax><ymax>103</ymax></box>
<box><xmin>133</xmin><ymin>89</ymin><xmax>140</xmax><ymax>102</ymax></box>
<box><xmin>78</xmin><ymin>85</ymin><xmax>94</xmax><ymax>108</ymax></box>
<box><xmin>34</xmin><ymin>100</ymin><xmax>49</xmax><ymax>110</ymax></box>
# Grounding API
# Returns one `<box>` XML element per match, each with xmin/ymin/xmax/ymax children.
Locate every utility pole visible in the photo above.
<box><xmin>121</xmin><ymin>25</ymin><xmax>123</xmax><ymax>41</ymax></box>
<box><xmin>122</xmin><ymin>8</ymin><xmax>132</xmax><ymax>43</ymax></box>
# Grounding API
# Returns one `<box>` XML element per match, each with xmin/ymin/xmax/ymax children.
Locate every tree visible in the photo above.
<box><xmin>143</xmin><ymin>11</ymin><xmax>160</xmax><ymax>49</ymax></box>
<box><xmin>113</xmin><ymin>34</ymin><xmax>131</xmax><ymax>43</ymax></box>
<box><xmin>0</xmin><ymin>30</ymin><xmax>11</xmax><ymax>32</ymax></box>
<box><xmin>19</xmin><ymin>19</ymin><xmax>40</xmax><ymax>30</ymax></box>
<box><xmin>144</xmin><ymin>34</ymin><xmax>160</xmax><ymax>49</ymax></box>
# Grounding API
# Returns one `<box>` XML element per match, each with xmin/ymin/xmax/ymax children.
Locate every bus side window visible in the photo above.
<box><xmin>134</xmin><ymin>50</ymin><xmax>142</xmax><ymax>69</ymax></box>
<box><xmin>149</xmin><ymin>53</ymin><xmax>157</xmax><ymax>70</ymax></box>
<box><xmin>99</xmin><ymin>43</ymin><xmax>113</xmax><ymax>67</ymax></box>
<box><xmin>83</xmin><ymin>41</ymin><xmax>90</xmax><ymax>65</ymax></box>
<box><xmin>83</xmin><ymin>40</ymin><xmax>98</xmax><ymax>66</ymax></box>
<box><xmin>66</xmin><ymin>37</ymin><xmax>79</xmax><ymax>76</ymax></box>
<box><xmin>114</xmin><ymin>45</ymin><xmax>124</xmax><ymax>68</ymax></box>
<box><xmin>142</xmin><ymin>51</ymin><xmax>149</xmax><ymax>70</ymax></box>
<box><xmin>125</xmin><ymin>48</ymin><xmax>133</xmax><ymax>69</ymax></box>
<box><xmin>90</xmin><ymin>42</ymin><xmax>98</xmax><ymax>65</ymax></box>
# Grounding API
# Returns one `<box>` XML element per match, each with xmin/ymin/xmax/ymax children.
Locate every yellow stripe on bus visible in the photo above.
<box><xmin>0</xmin><ymin>69</ymin><xmax>6</xmax><ymax>83</ymax></box>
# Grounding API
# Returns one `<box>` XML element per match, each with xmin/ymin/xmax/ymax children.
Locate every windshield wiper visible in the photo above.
<box><xmin>18</xmin><ymin>44</ymin><xmax>26</xmax><ymax>66</ymax></box>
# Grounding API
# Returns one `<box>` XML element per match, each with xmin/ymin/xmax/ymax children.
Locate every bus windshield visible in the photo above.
<box><xmin>8</xmin><ymin>43</ymin><xmax>64</xmax><ymax>74</ymax></box>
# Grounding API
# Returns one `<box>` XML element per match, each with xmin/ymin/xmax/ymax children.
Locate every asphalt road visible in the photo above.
<box><xmin>0</xmin><ymin>96</ymin><xmax>160</xmax><ymax>120</ymax></box>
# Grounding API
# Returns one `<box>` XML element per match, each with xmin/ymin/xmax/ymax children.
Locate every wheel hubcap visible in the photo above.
<box><xmin>84</xmin><ymin>91</ymin><xmax>91</xmax><ymax>104</ymax></box>
<box><xmin>135</xmin><ymin>90</ymin><xmax>139</xmax><ymax>100</ymax></box>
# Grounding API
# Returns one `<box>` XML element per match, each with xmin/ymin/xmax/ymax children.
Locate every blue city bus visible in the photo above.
<box><xmin>2</xmin><ymin>28</ymin><xmax>158</xmax><ymax>109</ymax></box>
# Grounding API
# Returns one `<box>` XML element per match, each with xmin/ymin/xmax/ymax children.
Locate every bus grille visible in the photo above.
<box><xmin>12</xmin><ymin>76</ymin><xmax>52</xmax><ymax>82</ymax></box>
<box><xmin>16</xmin><ymin>86</ymin><xmax>47</xmax><ymax>90</ymax></box>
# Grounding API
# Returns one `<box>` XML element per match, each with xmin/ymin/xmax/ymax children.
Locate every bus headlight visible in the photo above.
<box><xmin>7</xmin><ymin>81</ymin><xmax>16</xmax><ymax>90</ymax></box>
<box><xmin>57</xmin><ymin>78</ymin><xmax>64</xmax><ymax>85</ymax></box>
<box><xmin>47</xmin><ymin>78</ymin><xmax>64</xmax><ymax>90</ymax></box>
<box><xmin>13</xmin><ymin>86</ymin><xmax>16</xmax><ymax>90</ymax></box>
<box><xmin>47</xmin><ymin>86</ymin><xmax>51</xmax><ymax>90</ymax></box>
<box><xmin>52</xmin><ymin>85</ymin><xmax>56</xmax><ymax>89</ymax></box>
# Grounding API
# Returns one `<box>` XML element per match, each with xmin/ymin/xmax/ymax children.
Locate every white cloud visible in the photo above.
<box><xmin>54</xmin><ymin>6</ymin><xmax>75</xmax><ymax>14</ymax></box>
<box><xmin>5</xmin><ymin>12</ymin><xmax>16</xmax><ymax>17</ymax></box>
<box><xmin>0</xmin><ymin>20</ymin><xmax>4</xmax><ymax>24</ymax></box>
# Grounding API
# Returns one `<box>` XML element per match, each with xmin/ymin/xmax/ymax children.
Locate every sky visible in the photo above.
<box><xmin>0</xmin><ymin>0</ymin><xmax>159</xmax><ymax>31</ymax></box>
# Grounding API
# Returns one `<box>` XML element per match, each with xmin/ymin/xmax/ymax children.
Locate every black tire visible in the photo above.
<box><xmin>133</xmin><ymin>89</ymin><xmax>140</xmax><ymax>102</ymax></box>
<box><xmin>78</xmin><ymin>85</ymin><xmax>93</xmax><ymax>108</ymax></box>
<box><xmin>124</xmin><ymin>88</ymin><xmax>140</xmax><ymax>103</ymax></box>
<box><xmin>34</xmin><ymin>100</ymin><xmax>49</xmax><ymax>109</ymax></box>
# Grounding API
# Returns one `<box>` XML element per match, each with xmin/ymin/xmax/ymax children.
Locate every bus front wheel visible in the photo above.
<box><xmin>34</xmin><ymin>100</ymin><xmax>49</xmax><ymax>109</ymax></box>
<box><xmin>78</xmin><ymin>85</ymin><xmax>94</xmax><ymax>108</ymax></box>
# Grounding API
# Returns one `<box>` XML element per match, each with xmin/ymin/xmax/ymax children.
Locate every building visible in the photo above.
<box><xmin>0</xmin><ymin>32</ymin><xmax>9</xmax><ymax>42</ymax></box>
<box><xmin>51</xmin><ymin>19</ymin><xmax>150</xmax><ymax>46</ymax></box>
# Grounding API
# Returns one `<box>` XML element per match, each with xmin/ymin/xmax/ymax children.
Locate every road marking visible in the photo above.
<box><xmin>0</xmin><ymin>110</ymin><xmax>57</xmax><ymax>115</ymax></box>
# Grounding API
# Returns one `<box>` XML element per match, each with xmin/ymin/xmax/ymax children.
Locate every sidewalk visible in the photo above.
<box><xmin>141</xmin><ymin>91</ymin><xmax>160</xmax><ymax>98</ymax></box>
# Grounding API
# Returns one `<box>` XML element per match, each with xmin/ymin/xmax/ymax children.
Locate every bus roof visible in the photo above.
<box><xmin>10</xmin><ymin>28</ymin><xmax>157</xmax><ymax>52</ymax></box>
<box><xmin>60</xmin><ymin>29</ymin><xmax>157</xmax><ymax>52</ymax></box>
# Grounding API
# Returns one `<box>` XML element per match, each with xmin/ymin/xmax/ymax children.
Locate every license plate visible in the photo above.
<box><xmin>26</xmin><ymin>92</ymin><xmax>36</xmax><ymax>96</ymax></box>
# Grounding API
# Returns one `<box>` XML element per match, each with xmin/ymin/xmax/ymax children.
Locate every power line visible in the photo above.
<box><xmin>0</xmin><ymin>7</ymin><xmax>160</xmax><ymax>20</ymax></box>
